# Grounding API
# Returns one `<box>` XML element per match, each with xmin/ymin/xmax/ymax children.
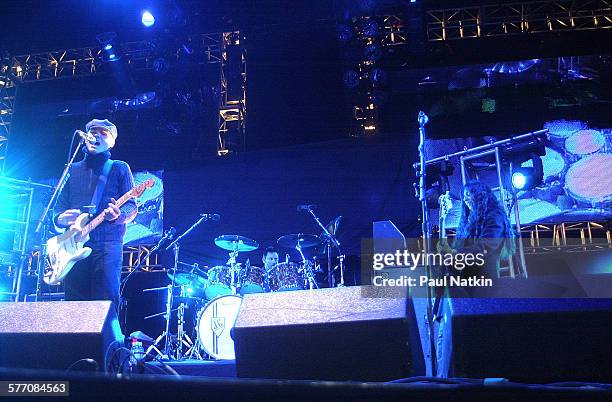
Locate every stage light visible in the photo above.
<box><xmin>142</xmin><ymin>11</ymin><xmax>155</xmax><ymax>27</ymax></box>
<box><xmin>343</xmin><ymin>70</ymin><xmax>360</xmax><ymax>89</ymax></box>
<box><xmin>512</xmin><ymin>171</ymin><xmax>528</xmax><ymax>190</ymax></box>
<box><xmin>511</xmin><ymin>165</ymin><xmax>543</xmax><ymax>191</ymax></box>
<box><xmin>370</xmin><ymin>68</ymin><xmax>386</xmax><ymax>85</ymax></box>
<box><xmin>364</xmin><ymin>43</ymin><xmax>383</xmax><ymax>62</ymax></box>
<box><xmin>96</xmin><ymin>32</ymin><xmax>121</xmax><ymax>62</ymax></box>
<box><xmin>362</xmin><ymin>19</ymin><xmax>379</xmax><ymax>37</ymax></box>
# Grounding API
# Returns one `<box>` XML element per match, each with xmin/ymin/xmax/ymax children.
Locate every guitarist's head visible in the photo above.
<box><xmin>84</xmin><ymin>118</ymin><xmax>118</xmax><ymax>155</ymax></box>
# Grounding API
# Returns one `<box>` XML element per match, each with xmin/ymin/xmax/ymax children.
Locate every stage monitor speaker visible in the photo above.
<box><xmin>0</xmin><ymin>301</ymin><xmax>123</xmax><ymax>371</ymax></box>
<box><xmin>440</xmin><ymin>296</ymin><xmax>612</xmax><ymax>382</ymax></box>
<box><xmin>233</xmin><ymin>286</ymin><xmax>424</xmax><ymax>381</ymax></box>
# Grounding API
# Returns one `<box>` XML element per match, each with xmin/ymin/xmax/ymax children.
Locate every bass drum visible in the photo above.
<box><xmin>197</xmin><ymin>295</ymin><xmax>242</xmax><ymax>360</ymax></box>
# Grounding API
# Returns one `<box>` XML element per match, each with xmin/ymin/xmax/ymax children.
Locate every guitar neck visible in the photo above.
<box><xmin>439</xmin><ymin>217</ymin><xmax>447</xmax><ymax>240</ymax></box>
<box><xmin>81</xmin><ymin>190</ymin><xmax>133</xmax><ymax>237</ymax></box>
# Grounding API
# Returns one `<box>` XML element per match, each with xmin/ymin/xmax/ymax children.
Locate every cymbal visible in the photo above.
<box><xmin>277</xmin><ymin>233</ymin><xmax>321</xmax><ymax>249</ymax></box>
<box><xmin>214</xmin><ymin>235</ymin><xmax>259</xmax><ymax>252</ymax></box>
<box><xmin>167</xmin><ymin>269</ymin><xmax>209</xmax><ymax>289</ymax></box>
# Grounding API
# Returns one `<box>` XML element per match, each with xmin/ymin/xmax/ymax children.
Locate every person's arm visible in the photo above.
<box><xmin>107</xmin><ymin>162</ymin><xmax>137</xmax><ymax>225</ymax></box>
<box><xmin>52</xmin><ymin>171</ymin><xmax>81</xmax><ymax>232</ymax></box>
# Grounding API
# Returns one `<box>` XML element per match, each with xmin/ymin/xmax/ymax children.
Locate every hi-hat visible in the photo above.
<box><xmin>214</xmin><ymin>235</ymin><xmax>259</xmax><ymax>252</ymax></box>
<box><xmin>277</xmin><ymin>233</ymin><xmax>321</xmax><ymax>249</ymax></box>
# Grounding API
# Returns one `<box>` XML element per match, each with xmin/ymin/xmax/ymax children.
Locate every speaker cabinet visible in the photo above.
<box><xmin>440</xmin><ymin>296</ymin><xmax>612</xmax><ymax>382</ymax></box>
<box><xmin>0</xmin><ymin>301</ymin><xmax>123</xmax><ymax>371</ymax></box>
<box><xmin>233</xmin><ymin>286</ymin><xmax>424</xmax><ymax>381</ymax></box>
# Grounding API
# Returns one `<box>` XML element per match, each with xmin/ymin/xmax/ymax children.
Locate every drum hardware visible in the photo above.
<box><xmin>120</xmin><ymin>227</ymin><xmax>176</xmax><ymax>299</ymax></box>
<box><xmin>142</xmin><ymin>213</ymin><xmax>220</xmax><ymax>361</ymax></box>
<box><xmin>214</xmin><ymin>235</ymin><xmax>259</xmax><ymax>296</ymax></box>
<box><xmin>296</xmin><ymin>204</ymin><xmax>344</xmax><ymax>287</ymax></box>
<box><xmin>295</xmin><ymin>243</ymin><xmax>318</xmax><ymax>290</ymax></box>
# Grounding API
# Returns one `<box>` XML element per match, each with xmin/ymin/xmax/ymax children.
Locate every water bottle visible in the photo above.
<box><xmin>130</xmin><ymin>339</ymin><xmax>145</xmax><ymax>366</ymax></box>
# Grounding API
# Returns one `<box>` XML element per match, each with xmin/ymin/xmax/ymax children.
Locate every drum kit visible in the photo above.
<box><xmin>143</xmin><ymin>230</ymin><xmax>343</xmax><ymax>361</ymax></box>
<box><xmin>519</xmin><ymin>125</ymin><xmax>612</xmax><ymax>222</ymax></box>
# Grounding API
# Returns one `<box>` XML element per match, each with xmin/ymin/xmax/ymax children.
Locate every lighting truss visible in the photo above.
<box><xmin>427</xmin><ymin>0</ymin><xmax>612</xmax><ymax>41</ymax></box>
<box><xmin>0</xmin><ymin>65</ymin><xmax>15</xmax><ymax>174</ymax></box>
<box><xmin>217</xmin><ymin>32</ymin><xmax>247</xmax><ymax>156</ymax></box>
<box><xmin>0</xmin><ymin>31</ymin><xmax>245</xmax><ymax>160</ymax></box>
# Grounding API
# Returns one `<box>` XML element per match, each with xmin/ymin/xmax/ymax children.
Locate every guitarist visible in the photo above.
<box><xmin>435</xmin><ymin>180</ymin><xmax>515</xmax><ymax>377</ymax></box>
<box><xmin>54</xmin><ymin>118</ymin><xmax>137</xmax><ymax>309</ymax></box>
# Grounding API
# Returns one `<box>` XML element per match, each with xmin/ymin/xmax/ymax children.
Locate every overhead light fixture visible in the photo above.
<box><xmin>142</xmin><ymin>11</ymin><xmax>156</xmax><ymax>27</ymax></box>
<box><xmin>511</xmin><ymin>154</ymin><xmax>544</xmax><ymax>191</ymax></box>
<box><xmin>96</xmin><ymin>32</ymin><xmax>120</xmax><ymax>62</ymax></box>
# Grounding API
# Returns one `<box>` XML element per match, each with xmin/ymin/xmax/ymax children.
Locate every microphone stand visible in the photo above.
<box><xmin>120</xmin><ymin>229</ymin><xmax>174</xmax><ymax>302</ymax></box>
<box><xmin>304</xmin><ymin>208</ymin><xmax>341</xmax><ymax>288</ymax></box>
<box><xmin>33</xmin><ymin>136</ymin><xmax>86</xmax><ymax>301</ymax></box>
<box><xmin>157</xmin><ymin>214</ymin><xmax>217</xmax><ymax>359</ymax></box>
<box><xmin>417</xmin><ymin>111</ymin><xmax>437</xmax><ymax>376</ymax></box>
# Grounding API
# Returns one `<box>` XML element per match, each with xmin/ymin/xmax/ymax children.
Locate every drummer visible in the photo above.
<box><xmin>262</xmin><ymin>246</ymin><xmax>280</xmax><ymax>273</ymax></box>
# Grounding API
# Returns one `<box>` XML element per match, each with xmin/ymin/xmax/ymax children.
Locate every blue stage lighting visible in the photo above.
<box><xmin>108</xmin><ymin>53</ymin><xmax>118</xmax><ymax>61</ymax></box>
<box><xmin>103</xmin><ymin>44</ymin><xmax>113</xmax><ymax>51</ymax></box>
<box><xmin>511</xmin><ymin>171</ymin><xmax>527</xmax><ymax>190</ymax></box>
<box><xmin>142</xmin><ymin>11</ymin><xmax>155</xmax><ymax>27</ymax></box>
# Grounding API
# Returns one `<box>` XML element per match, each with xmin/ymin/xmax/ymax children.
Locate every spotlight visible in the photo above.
<box><xmin>96</xmin><ymin>32</ymin><xmax>120</xmax><ymax>62</ymax></box>
<box><xmin>362</xmin><ymin>19</ymin><xmax>379</xmax><ymax>37</ymax></box>
<box><xmin>512</xmin><ymin>171</ymin><xmax>528</xmax><ymax>190</ymax></box>
<box><xmin>153</xmin><ymin>57</ymin><xmax>169</xmax><ymax>74</ymax></box>
<box><xmin>511</xmin><ymin>160</ymin><xmax>544</xmax><ymax>191</ymax></box>
<box><xmin>364</xmin><ymin>43</ymin><xmax>383</xmax><ymax>62</ymax></box>
<box><xmin>343</xmin><ymin>70</ymin><xmax>360</xmax><ymax>89</ymax></box>
<box><xmin>370</xmin><ymin>68</ymin><xmax>386</xmax><ymax>85</ymax></box>
<box><xmin>142</xmin><ymin>11</ymin><xmax>155</xmax><ymax>27</ymax></box>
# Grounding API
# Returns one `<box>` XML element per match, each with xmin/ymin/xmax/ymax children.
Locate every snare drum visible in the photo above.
<box><xmin>268</xmin><ymin>262</ymin><xmax>303</xmax><ymax>292</ymax></box>
<box><xmin>197</xmin><ymin>295</ymin><xmax>242</xmax><ymax>360</ymax></box>
<box><xmin>205</xmin><ymin>265</ymin><xmax>234</xmax><ymax>300</ymax></box>
<box><xmin>239</xmin><ymin>265</ymin><xmax>266</xmax><ymax>294</ymax></box>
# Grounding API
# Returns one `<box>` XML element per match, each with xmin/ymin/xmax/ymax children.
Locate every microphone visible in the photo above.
<box><xmin>297</xmin><ymin>204</ymin><xmax>315</xmax><ymax>212</ymax></box>
<box><xmin>75</xmin><ymin>129</ymin><xmax>98</xmax><ymax>144</ymax></box>
<box><xmin>417</xmin><ymin>111</ymin><xmax>429</xmax><ymax>126</ymax></box>
<box><xmin>200</xmin><ymin>213</ymin><xmax>220</xmax><ymax>221</ymax></box>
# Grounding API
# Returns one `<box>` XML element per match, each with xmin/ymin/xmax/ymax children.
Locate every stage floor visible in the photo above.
<box><xmin>148</xmin><ymin>359</ymin><xmax>236</xmax><ymax>378</ymax></box>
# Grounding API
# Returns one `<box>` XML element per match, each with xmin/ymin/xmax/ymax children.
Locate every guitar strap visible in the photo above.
<box><xmin>90</xmin><ymin>159</ymin><xmax>114</xmax><ymax>214</ymax></box>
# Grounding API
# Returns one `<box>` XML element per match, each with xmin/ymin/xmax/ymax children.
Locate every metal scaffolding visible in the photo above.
<box><xmin>342</xmin><ymin>15</ymin><xmax>407</xmax><ymax>137</ymax></box>
<box><xmin>0</xmin><ymin>31</ymin><xmax>245</xmax><ymax>160</ymax></box>
<box><xmin>427</xmin><ymin>0</ymin><xmax>612</xmax><ymax>41</ymax></box>
<box><xmin>217</xmin><ymin>32</ymin><xmax>247</xmax><ymax>156</ymax></box>
<box><xmin>0</xmin><ymin>64</ymin><xmax>16</xmax><ymax>174</ymax></box>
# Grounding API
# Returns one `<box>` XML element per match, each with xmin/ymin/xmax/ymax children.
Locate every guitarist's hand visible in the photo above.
<box><xmin>57</xmin><ymin>209</ymin><xmax>82</xmax><ymax>227</ymax></box>
<box><xmin>437</xmin><ymin>239</ymin><xmax>456</xmax><ymax>254</ymax></box>
<box><xmin>103</xmin><ymin>198</ymin><xmax>121</xmax><ymax>222</ymax></box>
